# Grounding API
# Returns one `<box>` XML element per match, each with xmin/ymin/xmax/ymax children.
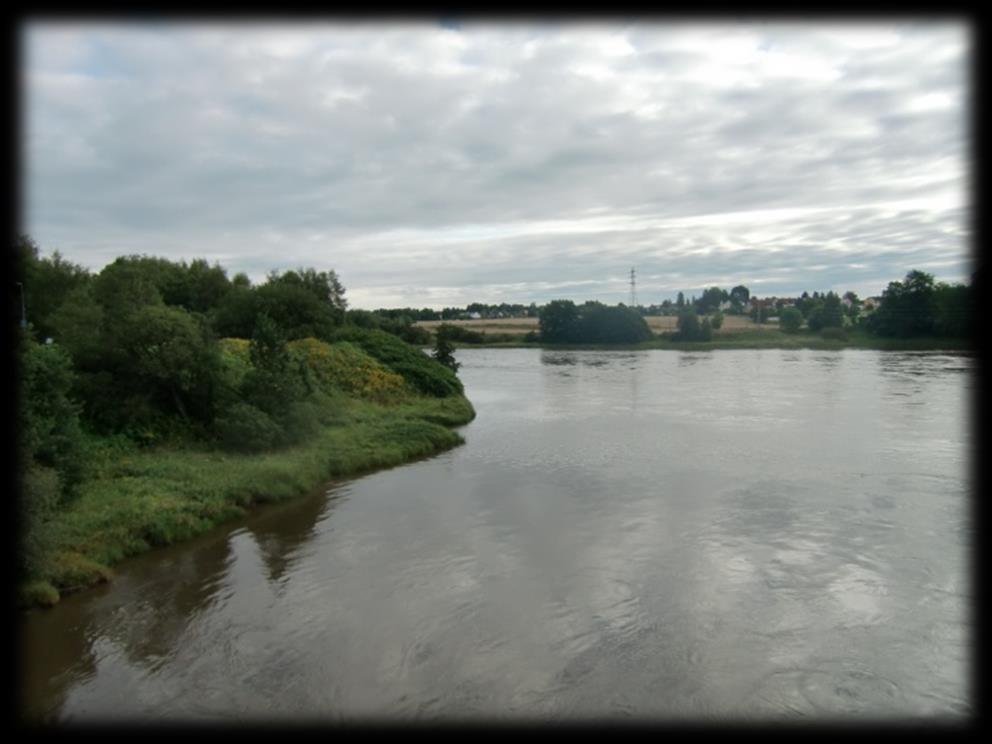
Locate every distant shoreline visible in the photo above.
<box><xmin>425</xmin><ymin>332</ymin><xmax>972</xmax><ymax>353</ymax></box>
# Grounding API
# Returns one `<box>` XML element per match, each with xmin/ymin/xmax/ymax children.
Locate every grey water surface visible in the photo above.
<box><xmin>20</xmin><ymin>348</ymin><xmax>973</xmax><ymax>723</ymax></box>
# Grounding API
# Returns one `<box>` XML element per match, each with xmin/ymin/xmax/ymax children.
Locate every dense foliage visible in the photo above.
<box><xmin>674</xmin><ymin>310</ymin><xmax>713</xmax><ymax>341</ymax></box>
<box><xmin>332</xmin><ymin>327</ymin><xmax>464</xmax><ymax>397</ymax></box>
<box><xmin>868</xmin><ymin>270</ymin><xmax>973</xmax><ymax>338</ymax></box>
<box><xmin>15</xmin><ymin>237</ymin><xmax>469</xmax><ymax>585</ymax></box>
<box><xmin>538</xmin><ymin>300</ymin><xmax>651</xmax><ymax>343</ymax></box>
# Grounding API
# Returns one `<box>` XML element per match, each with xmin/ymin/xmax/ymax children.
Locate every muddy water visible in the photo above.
<box><xmin>20</xmin><ymin>349</ymin><xmax>973</xmax><ymax>722</ymax></box>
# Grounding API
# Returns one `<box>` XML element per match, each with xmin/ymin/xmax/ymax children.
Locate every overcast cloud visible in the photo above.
<box><xmin>22</xmin><ymin>20</ymin><xmax>970</xmax><ymax>308</ymax></box>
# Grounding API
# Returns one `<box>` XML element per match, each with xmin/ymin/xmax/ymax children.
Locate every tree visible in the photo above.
<box><xmin>806</xmin><ymin>301</ymin><xmax>826</xmax><ymax>332</ymax></box>
<box><xmin>676</xmin><ymin>291</ymin><xmax>685</xmax><ymax>309</ymax></box>
<box><xmin>843</xmin><ymin>291</ymin><xmax>862</xmax><ymax>323</ymax></box>
<box><xmin>697</xmin><ymin>286</ymin><xmax>727</xmax><ymax>314</ymax></box>
<box><xmin>539</xmin><ymin>300</ymin><xmax>579</xmax><ymax>342</ymax></box>
<box><xmin>14</xmin><ymin>235</ymin><xmax>92</xmax><ymax>341</ymax></box>
<box><xmin>574</xmin><ymin>302</ymin><xmax>651</xmax><ymax>343</ymax></box>
<box><xmin>163</xmin><ymin>259</ymin><xmax>232</xmax><ymax>314</ymax></box>
<box><xmin>119</xmin><ymin>304</ymin><xmax>219</xmax><ymax>425</ymax></box>
<box><xmin>675</xmin><ymin>310</ymin><xmax>711</xmax><ymax>341</ymax></box>
<box><xmin>869</xmin><ymin>270</ymin><xmax>938</xmax><ymax>337</ymax></box>
<box><xmin>431</xmin><ymin>326</ymin><xmax>460</xmax><ymax>372</ymax></box>
<box><xmin>932</xmin><ymin>281</ymin><xmax>971</xmax><ymax>338</ymax></box>
<box><xmin>730</xmin><ymin>285</ymin><xmax>750</xmax><ymax>304</ymax></box>
<box><xmin>17</xmin><ymin>331</ymin><xmax>86</xmax><ymax>502</ymax></box>
<box><xmin>779</xmin><ymin>307</ymin><xmax>803</xmax><ymax>333</ymax></box>
<box><xmin>241</xmin><ymin>313</ymin><xmax>309</xmax><ymax>427</ymax></box>
<box><xmin>821</xmin><ymin>292</ymin><xmax>844</xmax><ymax>329</ymax></box>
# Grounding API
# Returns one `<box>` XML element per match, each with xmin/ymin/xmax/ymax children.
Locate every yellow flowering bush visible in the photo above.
<box><xmin>287</xmin><ymin>337</ymin><xmax>410</xmax><ymax>403</ymax></box>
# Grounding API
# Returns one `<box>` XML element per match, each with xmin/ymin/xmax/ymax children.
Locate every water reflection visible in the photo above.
<box><xmin>20</xmin><ymin>484</ymin><xmax>346</xmax><ymax>723</ymax></box>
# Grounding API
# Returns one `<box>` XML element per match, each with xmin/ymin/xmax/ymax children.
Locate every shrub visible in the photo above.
<box><xmin>710</xmin><ymin>311</ymin><xmax>724</xmax><ymax>330</ymax></box>
<box><xmin>215</xmin><ymin>402</ymin><xmax>283</xmax><ymax>452</ymax></box>
<box><xmin>779</xmin><ymin>307</ymin><xmax>803</xmax><ymax>333</ymax></box>
<box><xmin>675</xmin><ymin>310</ymin><xmax>712</xmax><ymax>341</ymax></box>
<box><xmin>287</xmin><ymin>337</ymin><xmax>410</xmax><ymax>402</ymax></box>
<box><xmin>331</xmin><ymin>328</ymin><xmax>463</xmax><ymax>397</ymax></box>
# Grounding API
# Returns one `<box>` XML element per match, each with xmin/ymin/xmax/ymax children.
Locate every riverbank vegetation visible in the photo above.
<box><xmin>15</xmin><ymin>236</ymin><xmax>474</xmax><ymax>608</ymax></box>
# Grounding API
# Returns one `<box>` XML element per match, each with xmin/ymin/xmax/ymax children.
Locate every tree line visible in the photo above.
<box><xmin>531</xmin><ymin>270</ymin><xmax>974</xmax><ymax>344</ymax></box>
<box><xmin>14</xmin><ymin>236</ymin><xmax>466</xmax><ymax>578</ymax></box>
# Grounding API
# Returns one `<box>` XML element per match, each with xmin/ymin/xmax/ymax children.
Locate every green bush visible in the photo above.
<box><xmin>18</xmin><ymin>334</ymin><xmax>87</xmax><ymax>501</ymax></box>
<box><xmin>779</xmin><ymin>307</ymin><xmax>803</xmax><ymax>333</ymax></box>
<box><xmin>332</xmin><ymin>327</ymin><xmax>463</xmax><ymax>397</ymax></box>
<box><xmin>215</xmin><ymin>402</ymin><xmax>283</xmax><ymax>452</ymax></box>
<box><xmin>710</xmin><ymin>312</ymin><xmax>724</xmax><ymax>330</ymax></box>
<box><xmin>674</xmin><ymin>311</ymin><xmax>712</xmax><ymax>341</ymax></box>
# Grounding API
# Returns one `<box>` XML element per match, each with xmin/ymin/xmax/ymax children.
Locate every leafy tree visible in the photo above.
<box><xmin>539</xmin><ymin>299</ymin><xmax>580</xmax><ymax>342</ymax></box>
<box><xmin>821</xmin><ymin>292</ymin><xmax>844</xmax><ymax>329</ymax></box>
<box><xmin>869</xmin><ymin>270</ymin><xmax>938</xmax><ymax>337</ymax></box>
<box><xmin>674</xmin><ymin>310</ymin><xmax>711</xmax><ymax>341</ymax></box>
<box><xmin>574</xmin><ymin>302</ymin><xmax>651</xmax><ymax>343</ymax></box>
<box><xmin>118</xmin><ymin>304</ymin><xmax>219</xmax><ymax>426</ymax></box>
<box><xmin>255</xmin><ymin>278</ymin><xmax>339</xmax><ymax>341</ymax></box>
<box><xmin>710</xmin><ymin>311</ymin><xmax>724</xmax><ymax>330</ymax></box>
<box><xmin>843</xmin><ymin>291</ymin><xmax>862</xmax><ymax>323</ymax></box>
<box><xmin>14</xmin><ymin>235</ymin><xmax>91</xmax><ymax>341</ymax></box>
<box><xmin>432</xmin><ymin>326</ymin><xmax>460</xmax><ymax>372</ymax></box>
<box><xmin>49</xmin><ymin>285</ymin><xmax>106</xmax><ymax>369</ymax></box>
<box><xmin>211</xmin><ymin>282</ymin><xmax>261</xmax><ymax>339</ymax></box>
<box><xmin>730</xmin><ymin>285</ymin><xmax>750</xmax><ymax>304</ymax></box>
<box><xmin>163</xmin><ymin>259</ymin><xmax>232</xmax><ymax>314</ymax></box>
<box><xmin>806</xmin><ymin>301</ymin><xmax>826</xmax><ymax>332</ymax></box>
<box><xmin>779</xmin><ymin>307</ymin><xmax>803</xmax><ymax>333</ymax></box>
<box><xmin>697</xmin><ymin>287</ymin><xmax>727</xmax><ymax>314</ymax></box>
<box><xmin>91</xmin><ymin>255</ymin><xmax>166</xmax><ymax>327</ymax></box>
<box><xmin>17</xmin><ymin>332</ymin><xmax>86</xmax><ymax>501</ymax></box>
<box><xmin>239</xmin><ymin>314</ymin><xmax>311</xmax><ymax>440</ymax></box>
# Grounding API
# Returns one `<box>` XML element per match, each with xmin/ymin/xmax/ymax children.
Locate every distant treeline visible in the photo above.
<box><xmin>371</xmin><ymin>271</ymin><xmax>974</xmax><ymax>345</ymax></box>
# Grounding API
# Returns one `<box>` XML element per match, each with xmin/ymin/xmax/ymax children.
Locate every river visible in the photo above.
<box><xmin>20</xmin><ymin>348</ymin><xmax>973</xmax><ymax>723</ymax></box>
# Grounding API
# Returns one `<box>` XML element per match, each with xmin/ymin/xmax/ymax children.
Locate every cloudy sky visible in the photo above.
<box><xmin>22</xmin><ymin>19</ymin><xmax>970</xmax><ymax>309</ymax></box>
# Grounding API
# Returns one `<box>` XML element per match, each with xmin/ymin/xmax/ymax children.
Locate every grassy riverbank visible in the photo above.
<box><xmin>19</xmin><ymin>393</ymin><xmax>475</xmax><ymax>609</ymax></box>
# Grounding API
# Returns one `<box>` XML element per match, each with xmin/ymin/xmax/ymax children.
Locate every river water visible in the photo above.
<box><xmin>20</xmin><ymin>348</ymin><xmax>973</xmax><ymax>723</ymax></box>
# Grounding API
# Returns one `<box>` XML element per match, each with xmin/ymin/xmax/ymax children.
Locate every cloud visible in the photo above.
<box><xmin>22</xmin><ymin>20</ymin><xmax>969</xmax><ymax>308</ymax></box>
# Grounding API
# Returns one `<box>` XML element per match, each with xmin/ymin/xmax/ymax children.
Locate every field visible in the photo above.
<box><xmin>416</xmin><ymin>315</ymin><xmax>778</xmax><ymax>336</ymax></box>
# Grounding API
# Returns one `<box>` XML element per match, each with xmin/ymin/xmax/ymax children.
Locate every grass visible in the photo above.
<box><xmin>20</xmin><ymin>393</ymin><xmax>475</xmax><ymax>609</ymax></box>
